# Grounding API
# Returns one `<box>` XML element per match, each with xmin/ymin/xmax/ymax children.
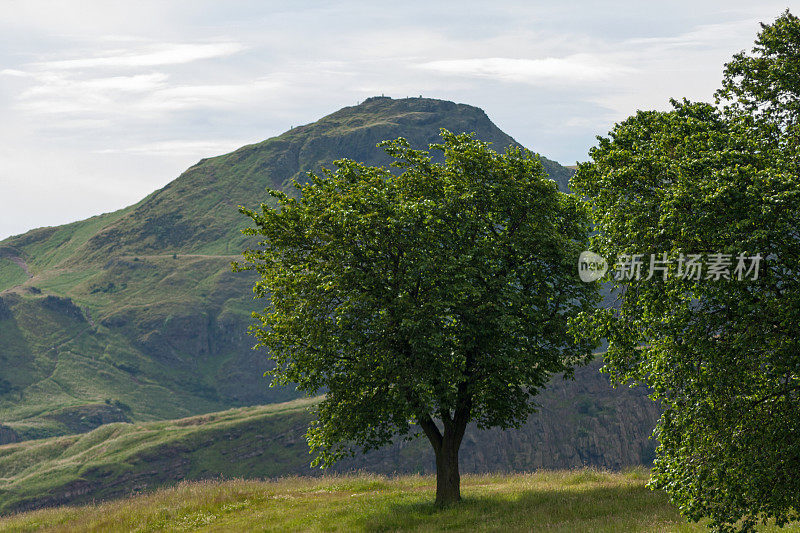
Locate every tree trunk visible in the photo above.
<box><xmin>417</xmin><ymin>381</ymin><xmax>472</xmax><ymax>507</ymax></box>
<box><xmin>419</xmin><ymin>413</ymin><xmax>468</xmax><ymax>507</ymax></box>
<box><xmin>434</xmin><ymin>434</ymin><xmax>462</xmax><ymax>506</ymax></box>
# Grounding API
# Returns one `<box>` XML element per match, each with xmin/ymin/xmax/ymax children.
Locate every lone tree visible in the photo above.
<box><xmin>236</xmin><ymin>130</ymin><xmax>597</xmax><ymax>505</ymax></box>
<box><xmin>571</xmin><ymin>11</ymin><xmax>800</xmax><ymax>532</ymax></box>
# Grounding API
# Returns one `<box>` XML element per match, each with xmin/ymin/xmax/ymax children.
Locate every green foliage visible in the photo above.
<box><xmin>717</xmin><ymin>10</ymin><xmax>800</xmax><ymax>139</ymax></box>
<box><xmin>571</xmin><ymin>12</ymin><xmax>800</xmax><ymax>532</ymax></box>
<box><xmin>237</xmin><ymin>129</ymin><xmax>598</xmax><ymax>504</ymax></box>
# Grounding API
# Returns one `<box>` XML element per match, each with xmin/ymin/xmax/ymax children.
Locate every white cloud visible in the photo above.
<box><xmin>94</xmin><ymin>139</ymin><xmax>254</xmax><ymax>156</ymax></box>
<box><xmin>23</xmin><ymin>72</ymin><xmax>168</xmax><ymax>97</ymax></box>
<box><xmin>15</xmin><ymin>73</ymin><xmax>170</xmax><ymax>117</ymax></box>
<box><xmin>34</xmin><ymin>42</ymin><xmax>247</xmax><ymax>70</ymax></box>
<box><xmin>14</xmin><ymin>74</ymin><xmax>285</xmax><ymax>118</ymax></box>
<box><xmin>622</xmin><ymin>19</ymin><xmax>759</xmax><ymax>50</ymax></box>
<box><xmin>0</xmin><ymin>69</ymin><xmax>30</xmax><ymax>77</ymax></box>
<box><xmin>9</xmin><ymin>41</ymin><xmax>276</xmax><ymax>119</ymax></box>
<box><xmin>140</xmin><ymin>78</ymin><xmax>284</xmax><ymax>111</ymax></box>
<box><xmin>417</xmin><ymin>55</ymin><xmax>636</xmax><ymax>85</ymax></box>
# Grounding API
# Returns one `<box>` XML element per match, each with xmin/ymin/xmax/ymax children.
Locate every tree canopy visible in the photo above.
<box><xmin>571</xmin><ymin>11</ymin><xmax>800</xmax><ymax>532</ymax></box>
<box><xmin>236</xmin><ymin>130</ymin><xmax>598</xmax><ymax>505</ymax></box>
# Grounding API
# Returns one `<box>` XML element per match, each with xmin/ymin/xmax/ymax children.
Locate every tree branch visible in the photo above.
<box><xmin>418</xmin><ymin>413</ymin><xmax>443</xmax><ymax>452</ymax></box>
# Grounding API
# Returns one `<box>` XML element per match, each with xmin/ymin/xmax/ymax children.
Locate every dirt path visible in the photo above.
<box><xmin>0</xmin><ymin>250</ymin><xmax>32</xmax><ymax>278</ymax></box>
<box><xmin>118</xmin><ymin>254</ymin><xmax>241</xmax><ymax>260</ymax></box>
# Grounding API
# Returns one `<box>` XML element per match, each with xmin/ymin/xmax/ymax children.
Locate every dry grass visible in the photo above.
<box><xmin>4</xmin><ymin>469</ymin><xmax>797</xmax><ymax>532</ymax></box>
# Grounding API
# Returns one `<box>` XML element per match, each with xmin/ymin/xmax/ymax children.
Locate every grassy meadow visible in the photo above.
<box><xmin>2</xmin><ymin>470</ymin><xmax>799</xmax><ymax>532</ymax></box>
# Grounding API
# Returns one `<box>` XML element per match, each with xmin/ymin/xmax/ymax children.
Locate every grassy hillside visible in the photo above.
<box><xmin>0</xmin><ymin>358</ymin><xmax>660</xmax><ymax>515</ymax></box>
<box><xmin>0</xmin><ymin>97</ymin><xmax>576</xmax><ymax>440</ymax></box>
<box><xmin>3</xmin><ymin>471</ymin><xmax>799</xmax><ymax>532</ymax></box>
<box><xmin>0</xmin><ymin>399</ymin><xmax>318</xmax><ymax>514</ymax></box>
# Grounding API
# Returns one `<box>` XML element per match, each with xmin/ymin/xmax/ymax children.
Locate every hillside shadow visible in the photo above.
<box><xmin>359</xmin><ymin>483</ymin><xmax>683</xmax><ymax>532</ymax></box>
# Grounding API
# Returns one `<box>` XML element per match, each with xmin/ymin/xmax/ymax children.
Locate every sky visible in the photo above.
<box><xmin>0</xmin><ymin>0</ymin><xmax>796</xmax><ymax>240</ymax></box>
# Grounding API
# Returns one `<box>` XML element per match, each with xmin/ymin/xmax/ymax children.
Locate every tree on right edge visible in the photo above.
<box><xmin>571</xmin><ymin>11</ymin><xmax>800</xmax><ymax>532</ymax></box>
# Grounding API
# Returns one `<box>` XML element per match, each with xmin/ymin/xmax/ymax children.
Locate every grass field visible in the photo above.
<box><xmin>2</xmin><ymin>470</ymin><xmax>799</xmax><ymax>532</ymax></box>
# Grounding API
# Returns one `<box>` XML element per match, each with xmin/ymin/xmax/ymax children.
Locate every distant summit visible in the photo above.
<box><xmin>0</xmin><ymin>97</ymin><xmax>575</xmax><ymax>440</ymax></box>
<box><xmin>52</xmin><ymin>97</ymin><xmax>572</xmax><ymax>261</ymax></box>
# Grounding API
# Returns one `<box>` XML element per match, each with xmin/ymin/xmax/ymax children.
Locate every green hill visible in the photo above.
<box><xmin>0</xmin><ymin>359</ymin><xmax>659</xmax><ymax>515</ymax></box>
<box><xmin>0</xmin><ymin>96</ymin><xmax>574</xmax><ymax>440</ymax></box>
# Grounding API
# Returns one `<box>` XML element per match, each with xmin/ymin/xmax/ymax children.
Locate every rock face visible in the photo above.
<box><xmin>42</xmin><ymin>403</ymin><xmax>131</xmax><ymax>434</ymax></box>
<box><xmin>334</xmin><ymin>359</ymin><xmax>660</xmax><ymax>473</ymax></box>
<box><xmin>0</xmin><ymin>297</ymin><xmax>11</xmax><ymax>321</ymax></box>
<box><xmin>0</xmin><ymin>425</ymin><xmax>19</xmax><ymax>445</ymax></box>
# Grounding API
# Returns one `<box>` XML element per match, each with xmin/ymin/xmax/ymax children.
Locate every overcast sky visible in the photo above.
<box><xmin>0</xmin><ymin>1</ymin><xmax>796</xmax><ymax>240</ymax></box>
